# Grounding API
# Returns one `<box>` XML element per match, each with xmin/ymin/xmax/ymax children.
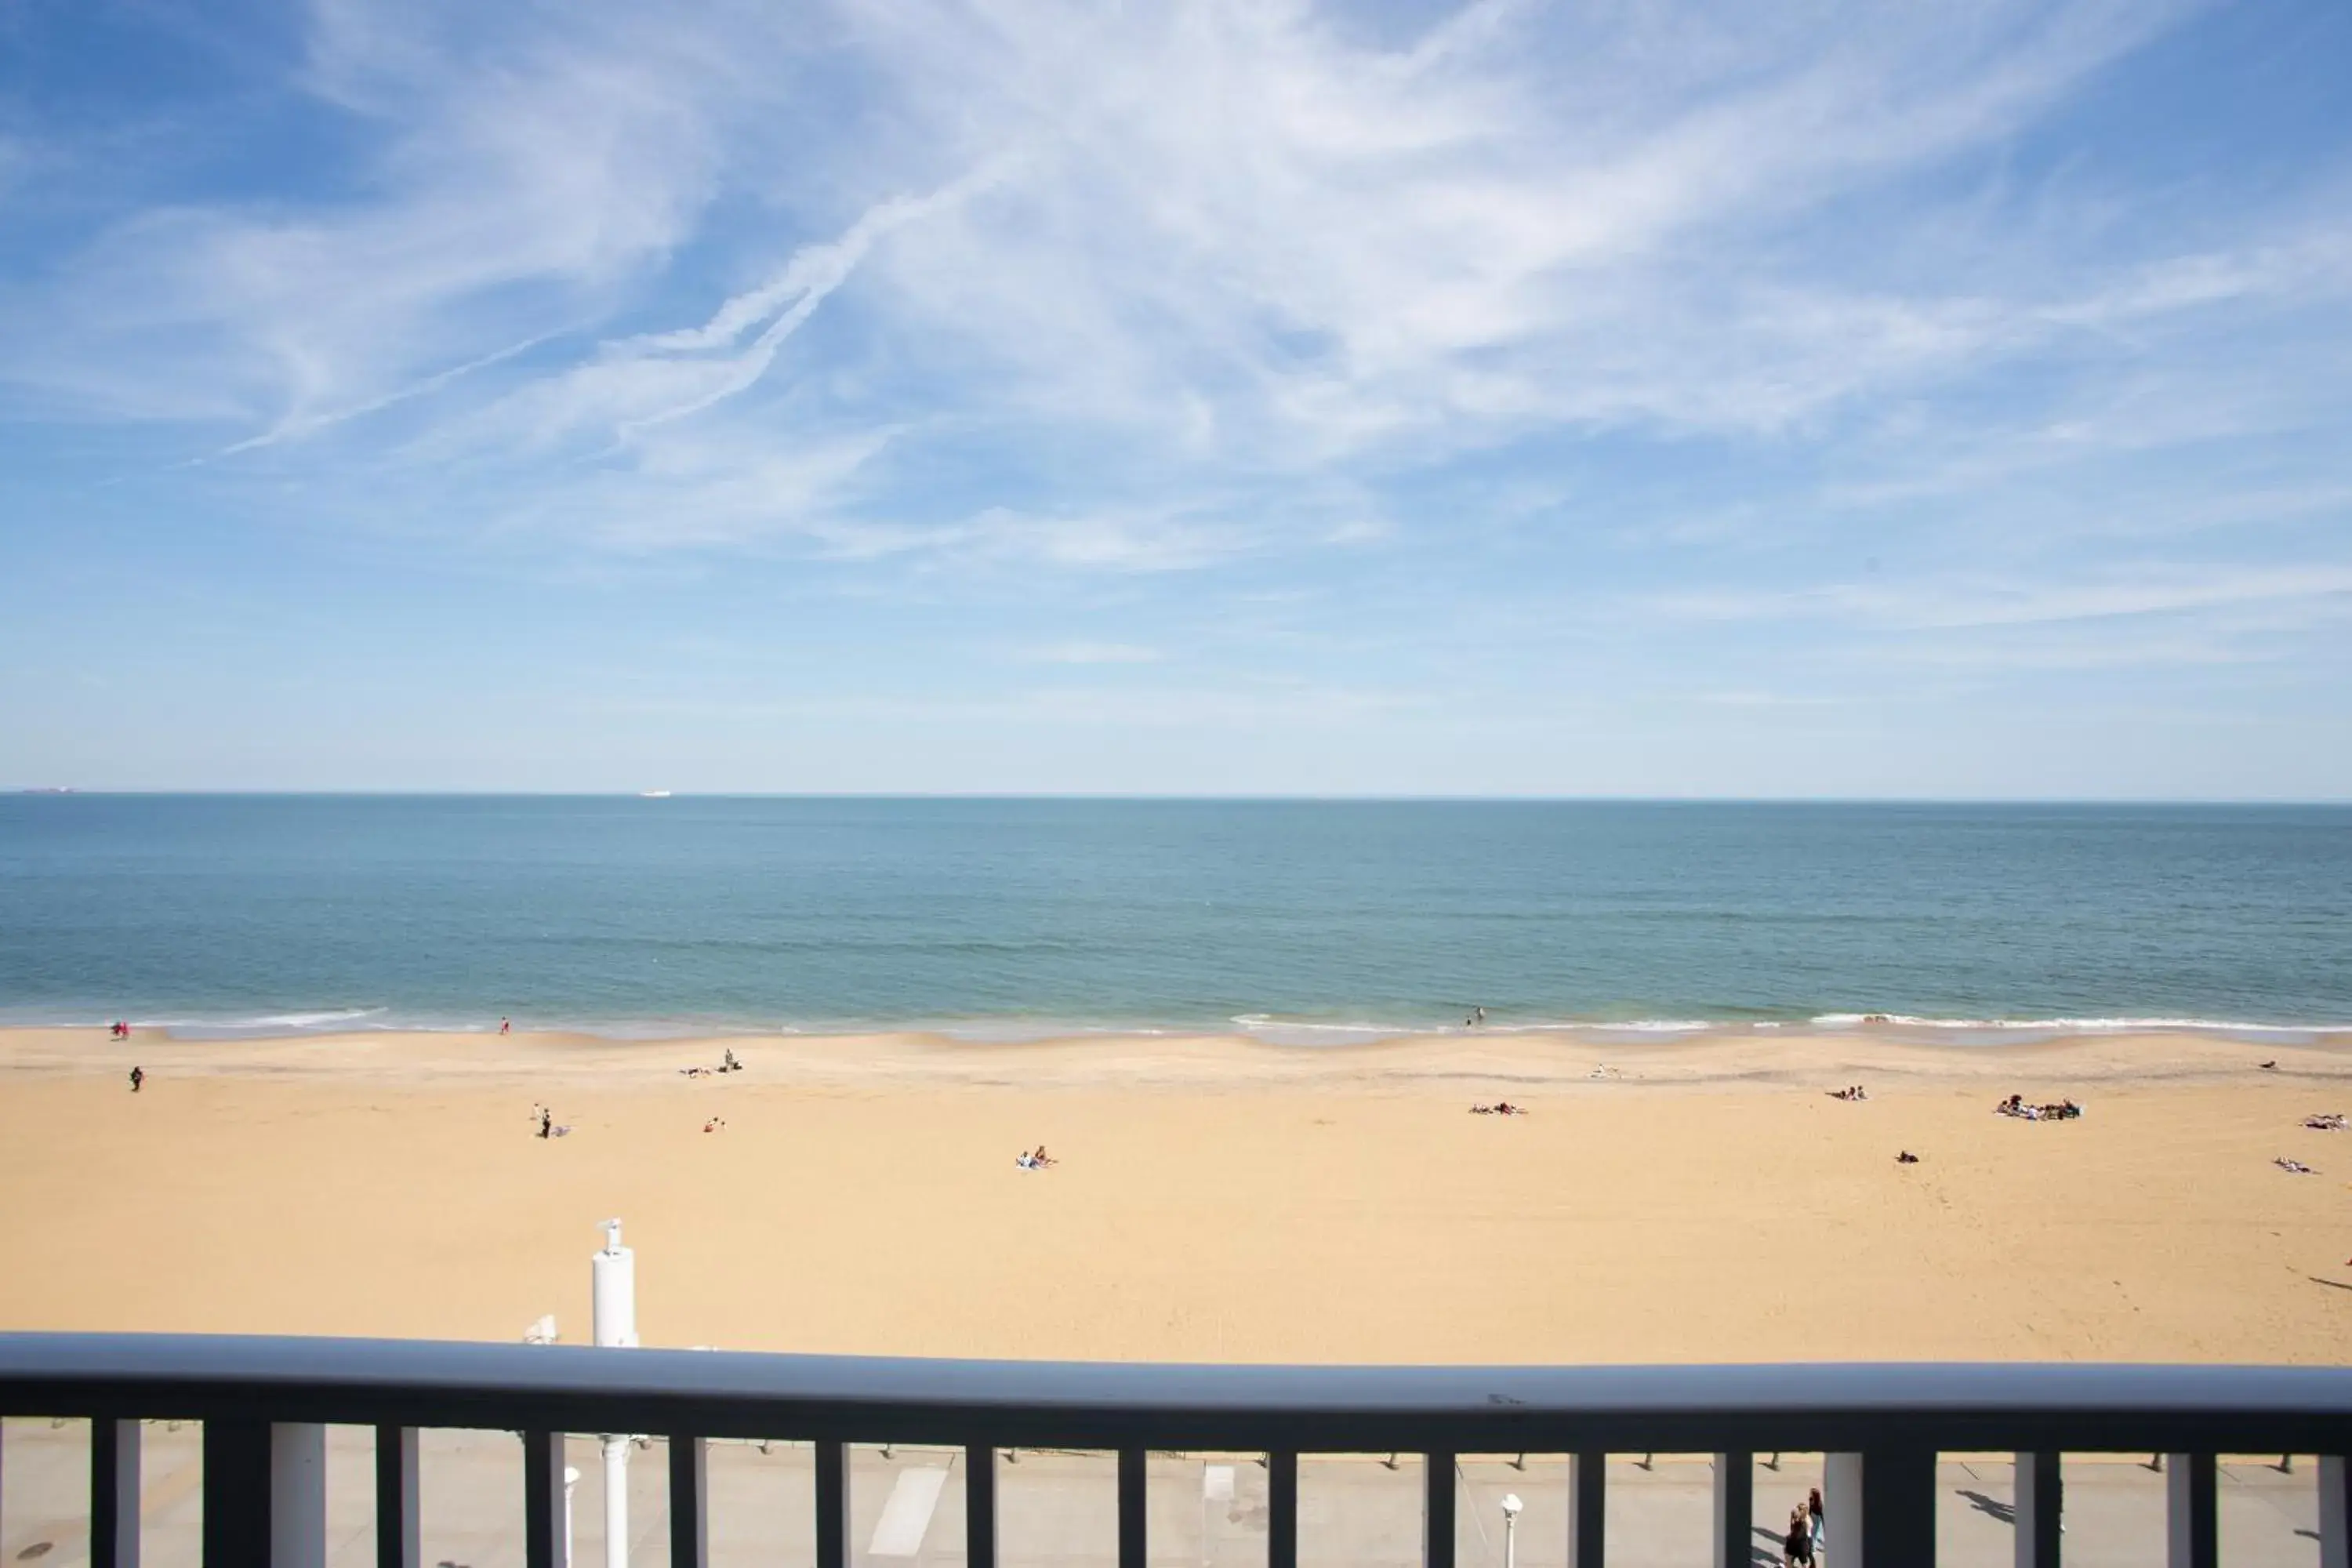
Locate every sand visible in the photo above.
<box><xmin>1</xmin><ymin>1025</ymin><xmax>2347</xmax><ymax>1364</ymax></box>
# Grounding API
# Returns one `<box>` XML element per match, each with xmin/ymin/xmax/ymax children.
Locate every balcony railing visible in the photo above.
<box><xmin>3</xmin><ymin>1333</ymin><xmax>2348</xmax><ymax>1568</ymax></box>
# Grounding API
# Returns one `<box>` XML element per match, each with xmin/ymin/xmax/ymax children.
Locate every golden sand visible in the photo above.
<box><xmin>1</xmin><ymin>1025</ymin><xmax>2347</xmax><ymax>1363</ymax></box>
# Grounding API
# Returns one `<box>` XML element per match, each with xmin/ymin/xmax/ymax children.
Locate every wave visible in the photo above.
<box><xmin>5</xmin><ymin>1006</ymin><xmax>2344</xmax><ymax>1044</ymax></box>
<box><xmin>1808</xmin><ymin>1013</ymin><xmax>2336</xmax><ymax>1035</ymax></box>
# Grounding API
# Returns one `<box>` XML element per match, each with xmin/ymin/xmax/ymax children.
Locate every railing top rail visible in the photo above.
<box><xmin>3</xmin><ymin>1334</ymin><xmax>2347</xmax><ymax>1453</ymax></box>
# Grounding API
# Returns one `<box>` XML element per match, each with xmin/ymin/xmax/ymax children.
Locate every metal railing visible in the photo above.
<box><xmin>4</xmin><ymin>1334</ymin><xmax>2349</xmax><ymax>1568</ymax></box>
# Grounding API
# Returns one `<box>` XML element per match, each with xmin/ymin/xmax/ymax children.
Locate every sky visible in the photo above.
<box><xmin>2</xmin><ymin>0</ymin><xmax>2349</xmax><ymax>797</ymax></box>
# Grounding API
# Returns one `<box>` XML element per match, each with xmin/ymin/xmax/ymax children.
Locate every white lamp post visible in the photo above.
<box><xmin>1501</xmin><ymin>1493</ymin><xmax>1523</xmax><ymax>1568</ymax></box>
<box><xmin>593</xmin><ymin>1220</ymin><xmax>639</xmax><ymax>1568</ymax></box>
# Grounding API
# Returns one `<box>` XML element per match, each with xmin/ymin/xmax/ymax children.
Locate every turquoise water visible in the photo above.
<box><xmin>1</xmin><ymin>797</ymin><xmax>2347</xmax><ymax>1040</ymax></box>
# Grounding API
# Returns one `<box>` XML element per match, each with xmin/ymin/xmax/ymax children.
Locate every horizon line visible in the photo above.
<box><xmin>9</xmin><ymin>789</ymin><xmax>2352</xmax><ymax>808</ymax></box>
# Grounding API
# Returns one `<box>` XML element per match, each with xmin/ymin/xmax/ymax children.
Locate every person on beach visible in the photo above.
<box><xmin>499</xmin><ymin>1017</ymin><xmax>511</xmax><ymax>1036</ymax></box>
<box><xmin>129</xmin><ymin>1066</ymin><xmax>143</xmax><ymax>1093</ymax></box>
<box><xmin>1033</xmin><ymin>1145</ymin><xmax>1056</xmax><ymax>1167</ymax></box>
<box><xmin>1783</xmin><ymin>1505</ymin><xmax>1812</xmax><ymax>1568</ymax></box>
<box><xmin>1896</xmin><ymin>1149</ymin><xmax>1919</xmax><ymax>1164</ymax></box>
<box><xmin>538</xmin><ymin>1107</ymin><xmax>552</xmax><ymax>1139</ymax></box>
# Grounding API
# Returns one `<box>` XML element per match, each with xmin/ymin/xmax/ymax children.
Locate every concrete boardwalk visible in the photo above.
<box><xmin>0</xmin><ymin>1421</ymin><xmax>2325</xmax><ymax>1566</ymax></box>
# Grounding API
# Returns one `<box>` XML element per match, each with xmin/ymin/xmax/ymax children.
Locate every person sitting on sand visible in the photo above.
<box><xmin>1033</xmin><ymin>1145</ymin><xmax>1057</xmax><ymax>1167</ymax></box>
<box><xmin>723</xmin><ymin>1048</ymin><xmax>741</xmax><ymax>1072</ymax></box>
<box><xmin>1896</xmin><ymin>1149</ymin><xmax>1920</xmax><ymax>1164</ymax></box>
<box><xmin>129</xmin><ymin>1066</ymin><xmax>143</xmax><ymax>1093</ymax></box>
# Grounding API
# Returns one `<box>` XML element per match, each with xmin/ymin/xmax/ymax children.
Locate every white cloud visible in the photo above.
<box><xmin>1022</xmin><ymin>642</ymin><xmax>1163</xmax><ymax>666</ymax></box>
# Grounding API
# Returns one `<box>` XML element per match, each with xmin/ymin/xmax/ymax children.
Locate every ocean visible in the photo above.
<box><xmin>1</xmin><ymin>796</ymin><xmax>2347</xmax><ymax>1042</ymax></box>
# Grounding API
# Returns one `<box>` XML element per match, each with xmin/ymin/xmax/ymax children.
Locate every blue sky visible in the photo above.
<box><xmin>2</xmin><ymin>0</ymin><xmax>2348</xmax><ymax>796</ymax></box>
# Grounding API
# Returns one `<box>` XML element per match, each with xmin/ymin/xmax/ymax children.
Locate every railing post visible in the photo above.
<box><xmin>91</xmin><ymin>1417</ymin><xmax>140</xmax><ymax>1568</ymax></box>
<box><xmin>815</xmin><ymin>1440</ymin><xmax>849</xmax><ymax>1568</ymax></box>
<box><xmin>1566</xmin><ymin>1453</ymin><xmax>1604</xmax><ymax>1568</ymax></box>
<box><xmin>204</xmin><ymin>1420</ymin><xmax>272</xmax><ymax>1566</ymax></box>
<box><xmin>669</xmin><ymin>1436</ymin><xmax>707</xmax><ymax>1568</ymax></box>
<box><xmin>1424</xmin><ymin>1452</ymin><xmax>1455</xmax><ymax>1568</ymax></box>
<box><xmin>2164</xmin><ymin>1453</ymin><xmax>2216</xmax><ymax>1568</ymax></box>
<box><xmin>1712</xmin><ymin>1452</ymin><xmax>1751</xmax><ymax>1568</ymax></box>
<box><xmin>967</xmin><ymin>1446</ymin><xmax>998</xmax><ymax>1568</ymax></box>
<box><xmin>2321</xmin><ymin>1455</ymin><xmax>2351</xmax><ymax>1568</ymax></box>
<box><xmin>376</xmin><ymin>1425</ymin><xmax>419</xmax><ymax>1568</ymax></box>
<box><xmin>524</xmin><ymin>1430</ymin><xmax>570</xmax><ymax>1568</ymax></box>
<box><xmin>2012</xmin><ymin>1453</ymin><xmax>2060</xmax><ymax>1568</ymax></box>
<box><xmin>273</xmin><ymin>1424</ymin><xmax>328</xmax><ymax>1568</ymax></box>
<box><xmin>1119</xmin><ymin>1448</ymin><xmax>1147</xmax><ymax>1568</ymax></box>
<box><xmin>1268</xmin><ymin>1452</ymin><xmax>1298</xmax><ymax>1568</ymax></box>
<box><xmin>1826</xmin><ymin>1447</ymin><xmax>1936</xmax><ymax>1567</ymax></box>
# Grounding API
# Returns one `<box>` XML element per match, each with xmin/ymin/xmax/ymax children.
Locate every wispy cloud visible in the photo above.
<box><xmin>4</xmin><ymin>0</ymin><xmax>2351</xmax><ymax>794</ymax></box>
<box><xmin>1022</xmin><ymin>642</ymin><xmax>1163</xmax><ymax>666</ymax></box>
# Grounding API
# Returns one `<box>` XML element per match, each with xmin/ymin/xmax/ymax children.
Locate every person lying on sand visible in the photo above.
<box><xmin>702</xmin><ymin>1117</ymin><xmax>726</xmax><ymax>1133</ymax></box>
<box><xmin>2259</xmin><ymin>1060</ymin><xmax>2279</xmax><ymax>1070</ymax></box>
<box><xmin>2275</xmin><ymin>1157</ymin><xmax>2315</xmax><ymax>1174</ymax></box>
<box><xmin>2304</xmin><ymin>1113</ymin><xmax>2347</xmax><ymax>1131</ymax></box>
<box><xmin>1032</xmin><ymin>1145</ymin><xmax>1057</xmax><ymax>1166</ymax></box>
<box><xmin>1895</xmin><ymin>1150</ymin><xmax>1921</xmax><ymax>1164</ymax></box>
<box><xmin>1828</xmin><ymin>1086</ymin><xmax>1867</xmax><ymax>1102</ymax></box>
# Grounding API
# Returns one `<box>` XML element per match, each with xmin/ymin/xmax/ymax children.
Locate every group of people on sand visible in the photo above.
<box><xmin>702</xmin><ymin>1116</ymin><xmax>728</xmax><ymax>1134</ymax></box>
<box><xmin>1779</xmin><ymin>1488</ymin><xmax>1826</xmax><ymax>1568</ymax></box>
<box><xmin>1469</xmin><ymin>1101</ymin><xmax>1528</xmax><ymax>1116</ymax></box>
<box><xmin>1014</xmin><ymin>1145</ymin><xmax>1057</xmax><ymax>1170</ymax></box>
<box><xmin>1827</xmin><ymin>1084</ymin><xmax>1867</xmax><ymax>1102</ymax></box>
<box><xmin>681</xmin><ymin>1048</ymin><xmax>746</xmax><ymax>1079</ymax></box>
<box><xmin>1996</xmin><ymin>1093</ymin><xmax>2081</xmax><ymax>1121</ymax></box>
<box><xmin>108</xmin><ymin>1020</ymin><xmax>131</xmax><ymax>1040</ymax></box>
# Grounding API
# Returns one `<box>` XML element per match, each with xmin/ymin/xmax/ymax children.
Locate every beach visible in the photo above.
<box><xmin>2</xmin><ymin>1025</ymin><xmax>2347</xmax><ymax>1364</ymax></box>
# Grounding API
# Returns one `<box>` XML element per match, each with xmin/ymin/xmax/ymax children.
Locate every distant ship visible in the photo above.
<box><xmin>638</xmin><ymin>789</ymin><xmax>673</xmax><ymax>799</ymax></box>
